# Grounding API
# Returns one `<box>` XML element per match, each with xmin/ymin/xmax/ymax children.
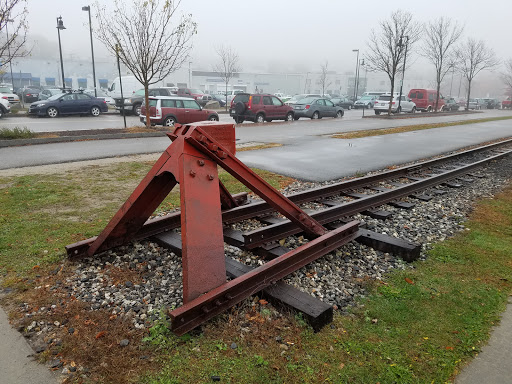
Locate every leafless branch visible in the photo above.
<box><xmin>365</xmin><ymin>10</ymin><xmax>422</xmax><ymax>114</ymax></box>
<box><xmin>501</xmin><ymin>58</ymin><xmax>512</xmax><ymax>96</ymax></box>
<box><xmin>213</xmin><ymin>45</ymin><xmax>241</xmax><ymax>111</ymax></box>
<box><xmin>94</xmin><ymin>0</ymin><xmax>197</xmax><ymax>127</ymax></box>
<box><xmin>422</xmin><ymin>17</ymin><xmax>463</xmax><ymax>110</ymax></box>
<box><xmin>0</xmin><ymin>0</ymin><xmax>30</xmax><ymax>73</ymax></box>
<box><xmin>454</xmin><ymin>38</ymin><xmax>499</xmax><ymax>110</ymax></box>
<box><xmin>319</xmin><ymin>61</ymin><xmax>331</xmax><ymax>96</ymax></box>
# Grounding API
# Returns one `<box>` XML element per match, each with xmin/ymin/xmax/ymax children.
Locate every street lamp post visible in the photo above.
<box><xmin>355</xmin><ymin>58</ymin><xmax>363</xmax><ymax>100</ymax></box>
<box><xmin>449</xmin><ymin>64</ymin><xmax>455</xmax><ymax>97</ymax></box>
<box><xmin>115</xmin><ymin>44</ymin><xmax>127</xmax><ymax>129</ymax></box>
<box><xmin>82</xmin><ymin>6</ymin><xmax>97</xmax><ymax>97</ymax></box>
<box><xmin>56</xmin><ymin>16</ymin><xmax>66</xmax><ymax>89</ymax></box>
<box><xmin>352</xmin><ymin>49</ymin><xmax>359</xmax><ymax>100</ymax></box>
<box><xmin>397</xmin><ymin>35</ymin><xmax>409</xmax><ymax>112</ymax></box>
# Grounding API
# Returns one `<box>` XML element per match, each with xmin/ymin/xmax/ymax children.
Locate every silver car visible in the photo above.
<box><xmin>374</xmin><ymin>94</ymin><xmax>416</xmax><ymax>114</ymax></box>
<box><xmin>354</xmin><ymin>95</ymin><xmax>377</xmax><ymax>109</ymax></box>
<box><xmin>292</xmin><ymin>97</ymin><xmax>344</xmax><ymax>120</ymax></box>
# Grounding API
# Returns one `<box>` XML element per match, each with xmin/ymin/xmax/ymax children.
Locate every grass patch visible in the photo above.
<box><xmin>0</xmin><ymin>126</ymin><xmax>35</xmax><ymax>139</ymax></box>
<box><xmin>332</xmin><ymin>115</ymin><xmax>512</xmax><ymax>139</ymax></box>
<box><xmin>237</xmin><ymin>143</ymin><xmax>282</xmax><ymax>152</ymax></box>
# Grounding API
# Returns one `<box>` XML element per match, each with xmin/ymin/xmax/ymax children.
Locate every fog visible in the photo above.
<box><xmin>14</xmin><ymin>0</ymin><xmax>512</xmax><ymax>95</ymax></box>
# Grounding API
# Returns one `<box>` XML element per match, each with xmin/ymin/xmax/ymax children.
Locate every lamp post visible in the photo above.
<box><xmin>397</xmin><ymin>35</ymin><xmax>409</xmax><ymax>112</ymax></box>
<box><xmin>449</xmin><ymin>63</ymin><xmax>455</xmax><ymax>97</ymax></box>
<box><xmin>352</xmin><ymin>49</ymin><xmax>359</xmax><ymax>100</ymax></box>
<box><xmin>355</xmin><ymin>58</ymin><xmax>364</xmax><ymax>100</ymax></box>
<box><xmin>5</xmin><ymin>19</ymin><xmax>15</xmax><ymax>92</ymax></box>
<box><xmin>188</xmin><ymin>61</ymin><xmax>192</xmax><ymax>87</ymax></box>
<box><xmin>82</xmin><ymin>6</ymin><xmax>97</xmax><ymax>97</ymax></box>
<box><xmin>116</xmin><ymin>44</ymin><xmax>127</xmax><ymax>129</ymax></box>
<box><xmin>56</xmin><ymin>16</ymin><xmax>66</xmax><ymax>89</ymax></box>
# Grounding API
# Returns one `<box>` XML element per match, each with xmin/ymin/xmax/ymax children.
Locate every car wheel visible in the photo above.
<box><xmin>90</xmin><ymin>106</ymin><xmax>101</xmax><ymax>117</ymax></box>
<box><xmin>293</xmin><ymin>116</ymin><xmax>299</xmax><ymax>120</ymax></box>
<box><xmin>366</xmin><ymin>103</ymin><xmax>371</xmax><ymax>109</ymax></box>
<box><xmin>427</xmin><ymin>106</ymin><xmax>432</xmax><ymax>112</ymax></box>
<box><xmin>133</xmin><ymin>103</ymin><xmax>142</xmax><ymax>116</ymax></box>
<box><xmin>47</xmin><ymin>107</ymin><xmax>58</xmax><ymax>118</ymax></box>
<box><xmin>336</xmin><ymin>110</ymin><xmax>343</xmax><ymax>118</ymax></box>
<box><xmin>411</xmin><ymin>107</ymin><xmax>416</xmax><ymax>114</ymax></box>
<box><xmin>375</xmin><ymin>110</ymin><xmax>381</xmax><ymax>115</ymax></box>
<box><xmin>440</xmin><ymin>106</ymin><xmax>445</xmax><ymax>112</ymax></box>
<box><xmin>311</xmin><ymin>111</ymin><xmax>319</xmax><ymax>119</ymax></box>
<box><xmin>208</xmin><ymin>115</ymin><xmax>219</xmax><ymax>121</ymax></box>
<box><xmin>396</xmin><ymin>107</ymin><xmax>402</xmax><ymax>114</ymax></box>
<box><xmin>285</xmin><ymin>112</ymin><xmax>294</xmax><ymax>121</ymax></box>
<box><xmin>0</xmin><ymin>108</ymin><xmax>3</xmax><ymax>118</ymax></box>
<box><xmin>163</xmin><ymin>116</ymin><xmax>177</xmax><ymax>127</ymax></box>
<box><xmin>255</xmin><ymin>113</ymin><xmax>265</xmax><ymax>124</ymax></box>
<box><xmin>348</xmin><ymin>105</ymin><xmax>352</xmax><ymax>110</ymax></box>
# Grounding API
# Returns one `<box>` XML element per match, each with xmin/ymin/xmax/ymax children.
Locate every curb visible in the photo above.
<box><xmin>0</xmin><ymin>131</ymin><xmax>168</xmax><ymax>148</ymax></box>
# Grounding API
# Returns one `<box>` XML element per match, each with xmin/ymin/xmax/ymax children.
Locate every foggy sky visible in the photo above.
<box><xmin>25</xmin><ymin>0</ymin><xmax>512</xmax><ymax>75</ymax></box>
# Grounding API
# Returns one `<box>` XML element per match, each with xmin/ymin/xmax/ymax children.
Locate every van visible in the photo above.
<box><xmin>408</xmin><ymin>89</ymin><xmax>445</xmax><ymax>112</ymax></box>
<box><xmin>108</xmin><ymin>76</ymin><xmax>144</xmax><ymax>98</ymax></box>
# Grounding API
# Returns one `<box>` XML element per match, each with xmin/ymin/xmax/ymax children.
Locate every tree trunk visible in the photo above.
<box><xmin>435</xmin><ymin>75</ymin><xmax>441</xmax><ymax>113</ymax></box>
<box><xmin>388</xmin><ymin>77</ymin><xmax>395</xmax><ymax>115</ymax></box>
<box><xmin>225</xmin><ymin>82</ymin><xmax>228</xmax><ymax>112</ymax></box>
<box><xmin>144</xmin><ymin>82</ymin><xmax>151</xmax><ymax>129</ymax></box>
<box><xmin>466</xmin><ymin>80</ymin><xmax>472</xmax><ymax>111</ymax></box>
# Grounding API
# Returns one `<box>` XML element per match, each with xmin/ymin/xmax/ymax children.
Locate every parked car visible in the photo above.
<box><xmin>176</xmin><ymin>88</ymin><xmax>205</xmax><ymax>100</ymax></box>
<box><xmin>39</xmin><ymin>88</ymin><xmax>63</xmax><ymax>100</ymax></box>
<box><xmin>466</xmin><ymin>98</ymin><xmax>484</xmax><ymax>110</ymax></box>
<box><xmin>353</xmin><ymin>95</ymin><xmax>378</xmax><ymax>109</ymax></box>
<box><xmin>197</xmin><ymin>94</ymin><xmax>214</xmax><ymax>107</ymax></box>
<box><xmin>443</xmin><ymin>97</ymin><xmax>460</xmax><ymax>111</ymax></box>
<box><xmin>331</xmin><ymin>97</ymin><xmax>354</xmax><ymax>110</ymax></box>
<box><xmin>139</xmin><ymin>96</ymin><xmax>219</xmax><ymax>127</ymax></box>
<box><xmin>407</xmin><ymin>89</ymin><xmax>445</xmax><ymax>112</ymax></box>
<box><xmin>28</xmin><ymin>90</ymin><xmax>108</xmax><ymax>118</ymax></box>
<box><xmin>17</xmin><ymin>87</ymin><xmax>41</xmax><ymax>103</ymax></box>
<box><xmin>480</xmin><ymin>98</ymin><xmax>500</xmax><ymax>109</ymax></box>
<box><xmin>374</xmin><ymin>94</ymin><xmax>416</xmax><ymax>114</ymax></box>
<box><xmin>502</xmin><ymin>97</ymin><xmax>511</xmax><ymax>109</ymax></box>
<box><xmin>84</xmin><ymin>89</ymin><xmax>115</xmax><ymax>106</ymax></box>
<box><xmin>292</xmin><ymin>97</ymin><xmax>344</xmax><ymax>120</ymax></box>
<box><xmin>0</xmin><ymin>96</ymin><xmax>11</xmax><ymax>118</ymax></box>
<box><xmin>284</xmin><ymin>94</ymin><xmax>322</xmax><ymax>106</ymax></box>
<box><xmin>210</xmin><ymin>93</ymin><xmax>226</xmax><ymax>107</ymax></box>
<box><xmin>0</xmin><ymin>85</ymin><xmax>20</xmax><ymax>106</ymax></box>
<box><xmin>114</xmin><ymin>87</ymin><xmax>177</xmax><ymax>115</ymax></box>
<box><xmin>229</xmin><ymin>93</ymin><xmax>294</xmax><ymax>123</ymax></box>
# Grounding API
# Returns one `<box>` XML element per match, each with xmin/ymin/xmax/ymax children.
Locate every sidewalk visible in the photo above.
<box><xmin>0</xmin><ymin>299</ymin><xmax>59</xmax><ymax>384</ymax></box>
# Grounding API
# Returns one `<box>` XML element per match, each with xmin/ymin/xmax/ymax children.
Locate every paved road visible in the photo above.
<box><xmin>1</xmin><ymin>110</ymin><xmax>511</xmax><ymax>174</ymax></box>
<box><xmin>3</xmin><ymin>108</ymin><xmax>368</xmax><ymax>132</ymax></box>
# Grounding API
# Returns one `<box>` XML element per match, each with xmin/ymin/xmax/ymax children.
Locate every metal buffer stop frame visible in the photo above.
<box><xmin>66</xmin><ymin>122</ymin><xmax>359</xmax><ymax>335</ymax></box>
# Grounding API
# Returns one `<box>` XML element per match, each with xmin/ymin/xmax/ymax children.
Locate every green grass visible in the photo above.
<box><xmin>0</xmin><ymin>126</ymin><xmax>35</xmax><ymax>139</ymax></box>
<box><xmin>332</xmin><ymin>115</ymin><xmax>512</xmax><ymax>139</ymax></box>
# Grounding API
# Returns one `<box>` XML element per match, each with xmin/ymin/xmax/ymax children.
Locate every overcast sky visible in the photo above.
<box><xmin>25</xmin><ymin>0</ymin><xmax>512</xmax><ymax>74</ymax></box>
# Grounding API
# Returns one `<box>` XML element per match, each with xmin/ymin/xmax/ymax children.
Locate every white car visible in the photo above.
<box><xmin>0</xmin><ymin>96</ymin><xmax>11</xmax><ymax>117</ymax></box>
<box><xmin>374</xmin><ymin>94</ymin><xmax>416</xmax><ymax>114</ymax></box>
<box><xmin>84</xmin><ymin>89</ymin><xmax>115</xmax><ymax>106</ymax></box>
<box><xmin>0</xmin><ymin>85</ymin><xmax>20</xmax><ymax>106</ymax></box>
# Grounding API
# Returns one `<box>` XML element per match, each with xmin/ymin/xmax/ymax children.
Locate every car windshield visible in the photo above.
<box><xmin>297</xmin><ymin>97</ymin><xmax>317</xmax><ymax>104</ymax></box>
<box><xmin>190</xmin><ymin>89</ymin><xmax>202</xmax><ymax>94</ymax></box>
<box><xmin>47</xmin><ymin>93</ymin><xmax>66</xmax><ymax>101</ymax></box>
<box><xmin>0</xmin><ymin>87</ymin><xmax>11</xmax><ymax>93</ymax></box>
<box><xmin>133</xmin><ymin>89</ymin><xmax>145</xmax><ymax>96</ymax></box>
<box><xmin>359</xmin><ymin>96</ymin><xmax>373</xmax><ymax>100</ymax></box>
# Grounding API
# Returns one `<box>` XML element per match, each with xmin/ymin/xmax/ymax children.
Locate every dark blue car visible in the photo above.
<box><xmin>28</xmin><ymin>91</ymin><xmax>108</xmax><ymax>118</ymax></box>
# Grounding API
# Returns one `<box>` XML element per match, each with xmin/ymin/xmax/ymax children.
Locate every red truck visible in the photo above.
<box><xmin>502</xmin><ymin>97</ymin><xmax>511</xmax><ymax>109</ymax></box>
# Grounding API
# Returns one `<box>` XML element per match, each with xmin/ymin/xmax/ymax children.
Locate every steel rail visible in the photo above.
<box><xmin>66</xmin><ymin>138</ymin><xmax>512</xmax><ymax>258</ymax></box>
<box><xmin>243</xmin><ymin>148</ymin><xmax>512</xmax><ymax>248</ymax></box>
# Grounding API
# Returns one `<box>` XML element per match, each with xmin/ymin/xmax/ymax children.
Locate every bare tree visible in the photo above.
<box><xmin>365</xmin><ymin>10</ymin><xmax>421</xmax><ymax>115</ymax></box>
<box><xmin>319</xmin><ymin>61</ymin><xmax>332</xmax><ymax>96</ymax></box>
<box><xmin>454</xmin><ymin>38</ymin><xmax>499</xmax><ymax>111</ymax></box>
<box><xmin>0</xmin><ymin>0</ymin><xmax>29</xmax><ymax>81</ymax></box>
<box><xmin>501</xmin><ymin>58</ymin><xmax>512</xmax><ymax>100</ymax></box>
<box><xmin>212</xmin><ymin>45</ymin><xmax>241</xmax><ymax>111</ymax></box>
<box><xmin>422</xmin><ymin>17</ymin><xmax>463</xmax><ymax>112</ymax></box>
<box><xmin>94</xmin><ymin>0</ymin><xmax>196</xmax><ymax>128</ymax></box>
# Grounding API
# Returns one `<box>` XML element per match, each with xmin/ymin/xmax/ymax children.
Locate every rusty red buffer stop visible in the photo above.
<box><xmin>66</xmin><ymin>122</ymin><xmax>359</xmax><ymax>335</ymax></box>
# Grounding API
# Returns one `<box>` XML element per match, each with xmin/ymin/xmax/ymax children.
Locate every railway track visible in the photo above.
<box><xmin>66</xmin><ymin>134</ymin><xmax>512</xmax><ymax>334</ymax></box>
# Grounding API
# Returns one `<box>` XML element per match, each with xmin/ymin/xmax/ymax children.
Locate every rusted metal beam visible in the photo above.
<box><xmin>169</xmin><ymin>221</ymin><xmax>359</xmax><ymax>335</ymax></box>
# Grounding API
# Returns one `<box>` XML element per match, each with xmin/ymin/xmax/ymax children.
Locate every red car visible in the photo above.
<box><xmin>408</xmin><ymin>89</ymin><xmax>445</xmax><ymax>112</ymax></box>
<box><xmin>140</xmin><ymin>96</ymin><xmax>219</xmax><ymax>127</ymax></box>
<box><xmin>229</xmin><ymin>93</ymin><xmax>294</xmax><ymax>123</ymax></box>
<box><xmin>176</xmin><ymin>88</ymin><xmax>205</xmax><ymax>100</ymax></box>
